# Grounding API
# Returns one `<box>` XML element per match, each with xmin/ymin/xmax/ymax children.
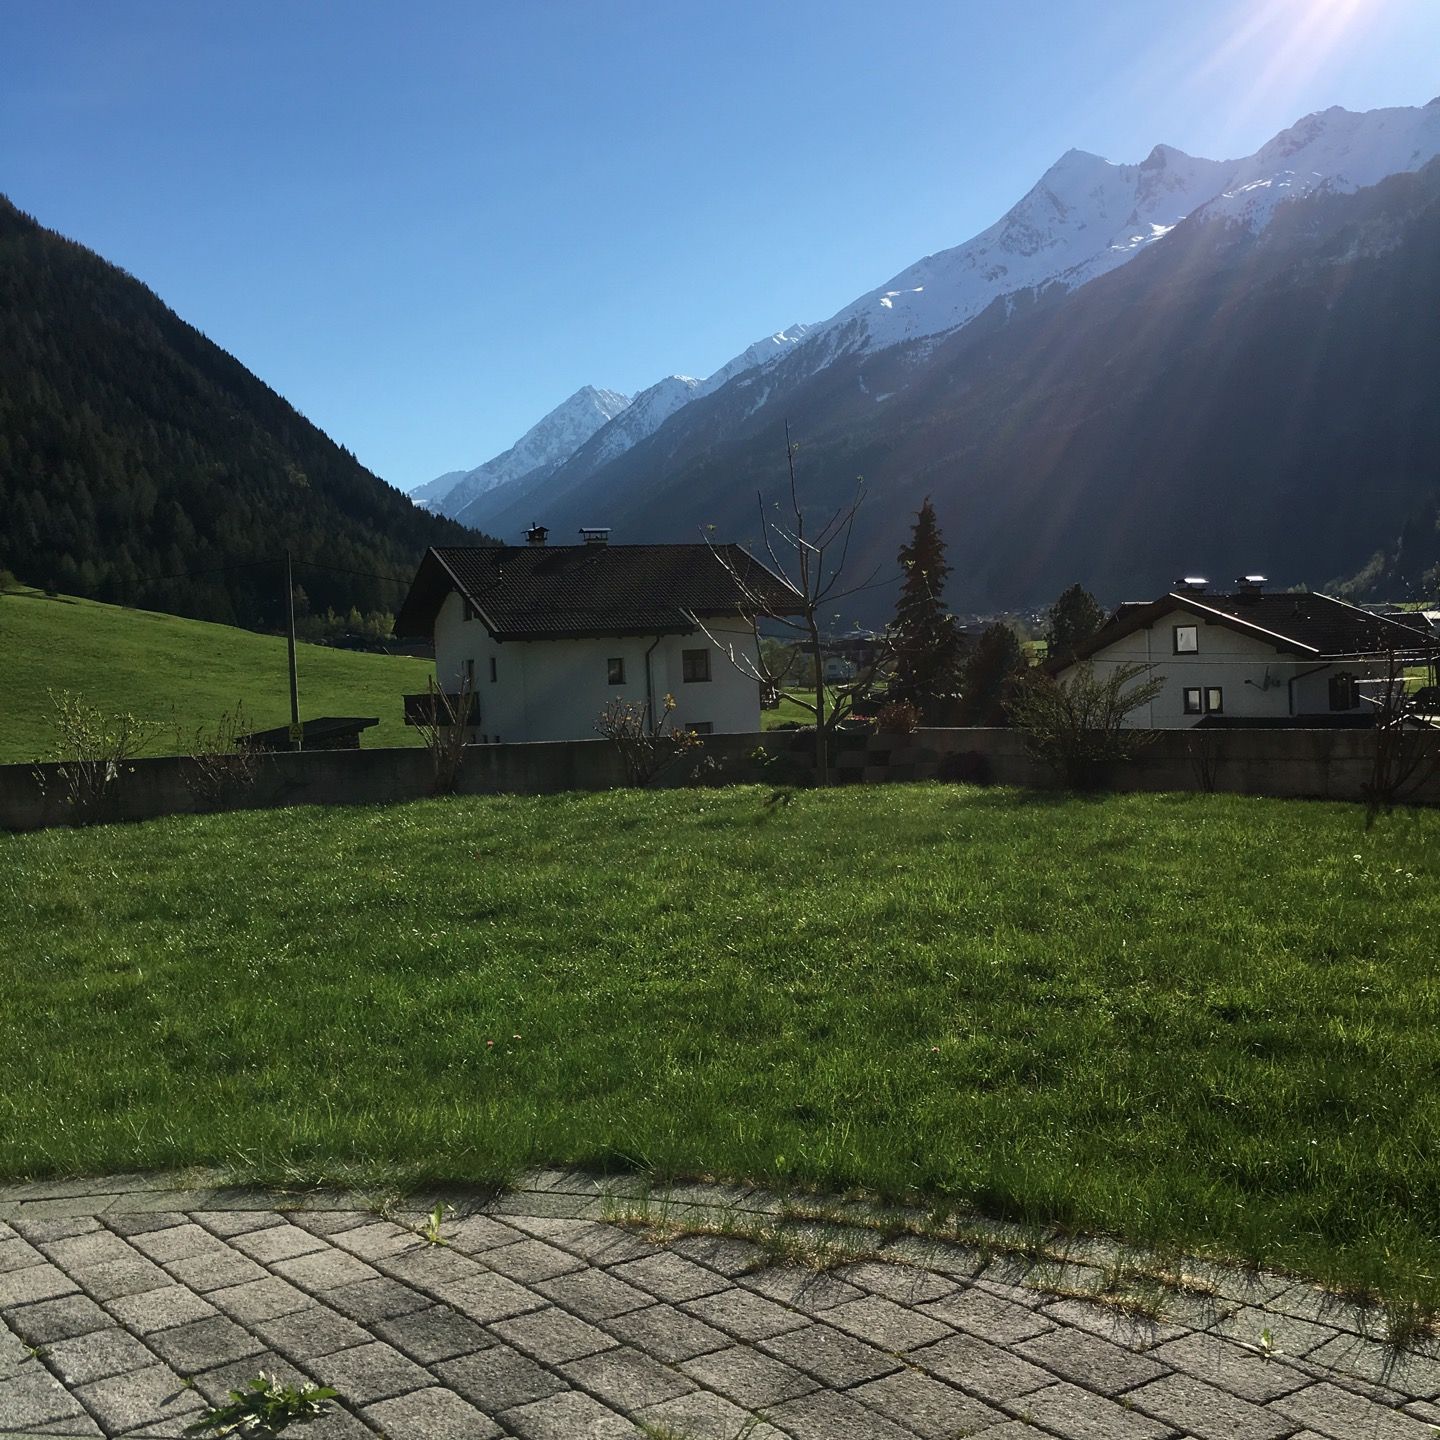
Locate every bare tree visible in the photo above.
<box><xmin>1362</xmin><ymin>640</ymin><xmax>1440</xmax><ymax>825</ymax></box>
<box><xmin>413</xmin><ymin>673</ymin><xmax>475</xmax><ymax>795</ymax></box>
<box><xmin>687</xmin><ymin>424</ymin><xmax>892</xmax><ymax>786</ymax></box>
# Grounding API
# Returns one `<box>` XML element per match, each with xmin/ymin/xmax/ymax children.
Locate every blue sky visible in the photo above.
<box><xmin>4</xmin><ymin>0</ymin><xmax>1437</xmax><ymax>492</ymax></box>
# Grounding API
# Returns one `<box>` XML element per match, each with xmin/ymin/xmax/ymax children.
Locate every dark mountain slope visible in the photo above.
<box><xmin>0</xmin><ymin>197</ymin><xmax>477</xmax><ymax>629</ymax></box>
<box><xmin>482</xmin><ymin>161</ymin><xmax>1440</xmax><ymax>616</ymax></box>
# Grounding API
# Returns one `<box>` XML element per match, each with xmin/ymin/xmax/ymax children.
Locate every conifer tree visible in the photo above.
<box><xmin>891</xmin><ymin>498</ymin><xmax>964</xmax><ymax>718</ymax></box>
<box><xmin>1045</xmin><ymin>583</ymin><xmax>1106</xmax><ymax>665</ymax></box>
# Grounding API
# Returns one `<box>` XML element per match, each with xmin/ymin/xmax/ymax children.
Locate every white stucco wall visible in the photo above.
<box><xmin>1063</xmin><ymin>604</ymin><xmax>1383</xmax><ymax>727</ymax></box>
<box><xmin>433</xmin><ymin>592</ymin><xmax>761</xmax><ymax>742</ymax></box>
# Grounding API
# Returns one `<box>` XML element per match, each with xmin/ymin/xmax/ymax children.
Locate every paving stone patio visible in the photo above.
<box><xmin>2</xmin><ymin>1171</ymin><xmax>1437</xmax><ymax>1438</ymax></box>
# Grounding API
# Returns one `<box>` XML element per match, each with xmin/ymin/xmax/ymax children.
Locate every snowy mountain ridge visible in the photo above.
<box><xmin>427</xmin><ymin>97</ymin><xmax>1440</xmax><ymax>530</ymax></box>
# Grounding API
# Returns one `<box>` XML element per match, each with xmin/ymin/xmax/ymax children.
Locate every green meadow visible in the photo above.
<box><xmin>4</xmin><ymin>783</ymin><xmax>1438</xmax><ymax>1319</ymax></box>
<box><xmin>0</xmin><ymin>586</ymin><xmax>431</xmax><ymax>761</ymax></box>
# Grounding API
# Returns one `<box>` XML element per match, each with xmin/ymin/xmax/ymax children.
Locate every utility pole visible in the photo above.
<box><xmin>285</xmin><ymin>549</ymin><xmax>301</xmax><ymax>750</ymax></box>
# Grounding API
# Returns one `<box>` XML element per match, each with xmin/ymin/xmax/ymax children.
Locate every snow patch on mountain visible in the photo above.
<box><xmin>427</xmin><ymin>385</ymin><xmax>631</xmax><ymax>519</ymax></box>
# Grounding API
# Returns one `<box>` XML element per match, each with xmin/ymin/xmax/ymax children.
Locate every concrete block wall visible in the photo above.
<box><xmin>1</xmin><ymin>726</ymin><xmax>1435</xmax><ymax>834</ymax></box>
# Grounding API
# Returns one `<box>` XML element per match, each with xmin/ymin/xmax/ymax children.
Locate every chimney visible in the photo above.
<box><xmin>1234</xmin><ymin>574</ymin><xmax>1267</xmax><ymax>601</ymax></box>
<box><xmin>525</xmin><ymin>523</ymin><xmax>549</xmax><ymax>546</ymax></box>
<box><xmin>580</xmin><ymin>527</ymin><xmax>611</xmax><ymax>546</ymax></box>
<box><xmin>1175</xmin><ymin>575</ymin><xmax>1209</xmax><ymax>595</ymax></box>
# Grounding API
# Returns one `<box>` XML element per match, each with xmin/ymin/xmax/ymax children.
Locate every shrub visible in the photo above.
<box><xmin>874</xmin><ymin>699</ymin><xmax>921</xmax><ymax>735</ymax></box>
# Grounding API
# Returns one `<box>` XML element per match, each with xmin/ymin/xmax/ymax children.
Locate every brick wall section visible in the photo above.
<box><xmin>1</xmin><ymin>727</ymin><xmax>1436</xmax><ymax>833</ymax></box>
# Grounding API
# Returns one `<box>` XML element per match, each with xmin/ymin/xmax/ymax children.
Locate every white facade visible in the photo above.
<box><xmin>433</xmin><ymin>590</ymin><xmax>763</xmax><ymax>743</ymax></box>
<box><xmin>1062</xmin><ymin>602</ymin><xmax>1385</xmax><ymax>728</ymax></box>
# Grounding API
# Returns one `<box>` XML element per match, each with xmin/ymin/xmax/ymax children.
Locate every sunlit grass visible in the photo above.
<box><xmin>3</xmin><ymin>784</ymin><xmax>1438</xmax><ymax>1315</ymax></box>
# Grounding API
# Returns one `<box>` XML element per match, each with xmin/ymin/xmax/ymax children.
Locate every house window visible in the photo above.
<box><xmin>690</xmin><ymin>721</ymin><xmax>714</xmax><ymax>735</ymax></box>
<box><xmin>607</xmin><ymin>657</ymin><xmax>626</xmax><ymax>685</ymax></box>
<box><xmin>682</xmin><ymin>648</ymin><xmax>711</xmax><ymax>683</ymax></box>
<box><xmin>463</xmin><ymin>599</ymin><xmax>477</xmax><ymax>623</ymax></box>
<box><xmin>1183</xmin><ymin>687</ymin><xmax>1203</xmax><ymax>715</ymax></box>
<box><xmin>489</xmin><ymin>656</ymin><xmax>498</xmax><ymax>683</ymax></box>
<box><xmin>1173</xmin><ymin>624</ymin><xmax>1199</xmax><ymax>653</ymax></box>
<box><xmin>1184</xmin><ymin>686</ymin><xmax>1222</xmax><ymax>715</ymax></box>
<box><xmin>1329</xmin><ymin>671</ymin><xmax>1358</xmax><ymax>710</ymax></box>
<box><xmin>465</xmin><ymin>658</ymin><xmax>475</xmax><ymax>687</ymax></box>
<box><xmin>1206</xmin><ymin>687</ymin><xmax>1223</xmax><ymax>714</ymax></box>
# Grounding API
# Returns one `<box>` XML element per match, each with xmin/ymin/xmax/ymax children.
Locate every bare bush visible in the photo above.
<box><xmin>37</xmin><ymin>690</ymin><xmax>156</xmax><ymax>824</ymax></box>
<box><xmin>596</xmin><ymin>694</ymin><xmax>701</xmax><ymax>787</ymax></box>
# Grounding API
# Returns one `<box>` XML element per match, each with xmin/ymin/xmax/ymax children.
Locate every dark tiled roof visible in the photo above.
<box><xmin>1069</xmin><ymin>590</ymin><xmax>1432</xmax><ymax>666</ymax></box>
<box><xmin>394</xmin><ymin>544</ymin><xmax>801</xmax><ymax>640</ymax></box>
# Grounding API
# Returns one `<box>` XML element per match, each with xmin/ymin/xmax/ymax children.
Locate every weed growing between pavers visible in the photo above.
<box><xmin>4</xmin><ymin>785</ymin><xmax>1440</xmax><ymax>1323</ymax></box>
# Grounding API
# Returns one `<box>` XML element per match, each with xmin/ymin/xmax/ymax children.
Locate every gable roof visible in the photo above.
<box><xmin>394</xmin><ymin>544</ymin><xmax>802</xmax><ymax>641</ymax></box>
<box><xmin>1063</xmin><ymin>590</ymin><xmax>1432</xmax><ymax>667</ymax></box>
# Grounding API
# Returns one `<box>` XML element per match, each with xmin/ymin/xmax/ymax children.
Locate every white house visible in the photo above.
<box><xmin>1055</xmin><ymin>580</ymin><xmax>1433</xmax><ymax>728</ymax></box>
<box><xmin>393</xmin><ymin>529</ymin><xmax>799</xmax><ymax>743</ymax></box>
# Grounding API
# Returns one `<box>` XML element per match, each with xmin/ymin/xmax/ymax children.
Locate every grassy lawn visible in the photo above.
<box><xmin>4</xmin><ymin>785</ymin><xmax>1439</xmax><ymax>1315</ymax></box>
<box><xmin>0</xmin><ymin>587</ymin><xmax>432</xmax><ymax>762</ymax></box>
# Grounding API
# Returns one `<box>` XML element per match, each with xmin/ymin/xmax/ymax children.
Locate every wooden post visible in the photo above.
<box><xmin>285</xmin><ymin>550</ymin><xmax>301</xmax><ymax>751</ymax></box>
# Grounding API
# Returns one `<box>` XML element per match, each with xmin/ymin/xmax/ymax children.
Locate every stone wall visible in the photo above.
<box><xmin>2</xmin><ymin>726</ymin><xmax>1435</xmax><ymax>834</ymax></box>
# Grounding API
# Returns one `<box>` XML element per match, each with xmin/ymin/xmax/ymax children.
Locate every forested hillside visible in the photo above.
<box><xmin>0</xmin><ymin>196</ymin><xmax>476</xmax><ymax>630</ymax></box>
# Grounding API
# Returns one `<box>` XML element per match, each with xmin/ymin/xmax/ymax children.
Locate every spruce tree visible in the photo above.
<box><xmin>891</xmin><ymin>498</ymin><xmax>964</xmax><ymax>718</ymax></box>
<box><xmin>1045</xmin><ymin>583</ymin><xmax>1106</xmax><ymax>664</ymax></box>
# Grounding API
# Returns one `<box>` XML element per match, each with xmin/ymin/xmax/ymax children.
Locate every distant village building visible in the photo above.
<box><xmin>394</xmin><ymin>530</ymin><xmax>798</xmax><ymax>744</ymax></box>
<box><xmin>1055</xmin><ymin>579</ymin><xmax>1434</xmax><ymax>728</ymax></box>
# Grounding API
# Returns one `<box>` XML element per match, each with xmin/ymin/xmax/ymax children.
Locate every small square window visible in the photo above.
<box><xmin>1205</xmin><ymin>687</ymin><xmax>1223</xmax><ymax>714</ymax></box>
<box><xmin>690</xmin><ymin>721</ymin><xmax>714</xmax><ymax>735</ymax></box>
<box><xmin>1174</xmin><ymin>624</ymin><xmax>1198</xmax><ymax>653</ymax></box>
<box><xmin>1183</xmin><ymin>687</ymin><xmax>1203</xmax><ymax>715</ymax></box>
<box><xmin>607</xmin><ymin>657</ymin><xmax>626</xmax><ymax>685</ymax></box>
<box><xmin>682</xmin><ymin>648</ymin><xmax>711</xmax><ymax>683</ymax></box>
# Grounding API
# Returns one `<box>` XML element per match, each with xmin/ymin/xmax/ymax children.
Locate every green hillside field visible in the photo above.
<box><xmin>0</xmin><ymin>586</ymin><xmax>431</xmax><ymax>763</ymax></box>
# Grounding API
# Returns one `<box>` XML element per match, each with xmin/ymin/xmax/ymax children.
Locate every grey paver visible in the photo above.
<box><xmin>271</xmin><ymin>1248</ymin><xmax>381</xmax><ymax>1293</ymax></box>
<box><xmin>364</xmin><ymin>1384</ymin><xmax>504</xmax><ymax>1439</ymax></box>
<box><xmin>376</xmin><ymin>1243</ymin><xmax>486</xmax><ymax>1291</ymax></box>
<box><xmin>436</xmin><ymin>1341</ymin><xmax>568</xmax><ymax>1410</ymax></box>
<box><xmin>207</xmin><ymin>1273</ymin><xmax>313</xmax><ymax>1324</ymax></box>
<box><xmin>74</xmin><ymin>1254</ymin><xmax>171</xmax><ymax>1303</ymax></box>
<box><xmin>145</xmin><ymin>1313</ymin><xmax>266</xmax><ymax>1374</ymax></box>
<box><xmin>73</xmin><ymin>1363</ymin><xmax>207</xmax><ymax>1434</ymax></box>
<box><xmin>680</xmin><ymin>1285</ymin><xmax>806</xmax><ymax>1340</ymax></box>
<box><xmin>907</xmin><ymin>1330</ymin><xmax>1056</xmax><ymax>1403</ymax></box>
<box><xmin>667</xmin><ymin>1232</ymin><xmax>766</xmax><ymax>1276</ymax></box>
<box><xmin>1018</xmin><ymin>1379</ymin><xmax>1174</xmax><ymax>1440</ymax></box>
<box><xmin>765</xmin><ymin>1386</ymin><xmax>921</xmax><ymax>1439</ymax></box>
<box><xmin>4</xmin><ymin>1291</ymin><xmax>113</xmax><ymax>1344</ymax></box>
<box><xmin>761</xmin><ymin>1320</ymin><xmax>901</xmax><ymax>1387</ymax></box>
<box><xmin>329</xmin><ymin>1219</ymin><xmax>422</xmax><ymax>1262</ymax></box>
<box><xmin>1016</xmin><ymin>1321</ymin><xmax>1171</xmax><ymax>1394</ymax></box>
<box><xmin>102</xmin><ymin>1211</ymin><xmax>188</xmax><ymax>1237</ymax></box>
<box><xmin>825</xmin><ymin>1291</ymin><xmax>955</xmax><ymax>1350</ymax></box>
<box><xmin>1040</xmin><ymin>1294</ymin><xmax>1186</xmax><ymax>1349</ymax></box>
<box><xmin>444</xmin><ymin>1212</ymin><xmax>528</xmax><ymax>1253</ymax></box>
<box><xmin>127</xmin><ymin>1222</ymin><xmax>228</xmax><ymax>1264</ymax></box>
<box><xmin>635</xmin><ymin>1389</ymin><xmax>786</xmax><ymax>1440</ymax></box>
<box><xmin>920</xmin><ymin>1282</ymin><xmax>1053</xmax><ymax>1344</ymax></box>
<box><xmin>1149</xmin><ymin>1330</ymin><xmax>1310</xmax><ymax>1403</ymax></box>
<box><xmin>602</xmin><ymin>1301</ymin><xmax>733</xmax><ymax>1362</ymax></box>
<box><xmin>492</xmin><ymin>1303</ymin><xmax>618</xmax><ymax>1363</ymax></box>
<box><xmin>741</xmin><ymin>1264</ymin><xmax>865</xmax><ymax>1311</ymax></box>
<box><xmin>324</xmin><ymin>1274</ymin><xmax>437</xmax><ymax>1323</ymax></box>
<box><xmin>1213</xmin><ymin>1303</ymin><xmax>1340</xmax><ymax>1359</ymax></box>
<box><xmin>852</xmin><ymin>1367</ymin><xmax>1008</xmax><ymax>1439</ymax></box>
<box><xmin>1128</xmin><ymin>1370</ymin><xmax>1297</xmax><ymax>1440</ymax></box>
<box><xmin>104</xmin><ymin>1283</ymin><xmax>219</xmax><ymax>1333</ymax></box>
<box><xmin>837</xmin><ymin>1258</ymin><xmax>958</xmax><ymax>1305</ymax></box>
<box><xmin>0</xmin><ymin>1261</ymin><xmax>79</xmax><ymax>1308</ymax></box>
<box><xmin>228</xmin><ymin>1221</ymin><xmax>330</xmax><ymax>1264</ymax></box>
<box><xmin>277</xmin><ymin>1210</ymin><xmax>372</xmax><ymax>1238</ymax></box>
<box><xmin>0</xmin><ymin>1236</ymin><xmax>46</xmax><ymax>1273</ymax></box>
<box><xmin>11</xmin><ymin>1214</ymin><xmax>106</xmax><ymax>1241</ymax></box>
<box><xmin>39</xmin><ymin>1228</ymin><xmax>139</xmax><ymax>1269</ymax></box>
<box><xmin>559</xmin><ymin>1342</ymin><xmax>696</xmax><ymax>1411</ymax></box>
<box><xmin>42</xmin><ymin>1327</ymin><xmax>161</xmax><ymax>1386</ymax></box>
<box><xmin>609</xmin><ymin>1249</ymin><xmax>731</xmax><ymax>1302</ymax></box>
<box><xmin>163</xmin><ymin>1250</ymin><xmax>267</xmax><ymax>1293</ymax></box>
<box><xmin>0</xmin><ymin>1361</ymin><xmax>92</xmax><ymax>1427</ymax></box>
<box><xmin>1276</xmin><ymin>1380</ymin><xmax>1440</xmax><ymax>1438</ymax></box>
<box><xmin>372</xmin><ymin>1302</ymin><xmax>493</xmax><ymax>1363</ymax></box>
<box><xmin>441</xmin><ymin>1269</ymin><xmax>545</xmax><ymax>1324</ymax></box>
<box><xmin>533</xmin><ymin>1268</ymin><xmax>651</xmax><ymax>1321</ymax></box>
<box><xmin>681</xmin><ymin>1342</ymin><xmax>819</xmax><ymax>1407</ymax></box>
<box><xmin>479</xmin><ymin>1236</ymin><xmax>586</xmax><ymax>1283</ymax></box>
<box><xmin>499</xmin><ymin>1387</ymin><xmax>640</xmax><ymax>1438</ymax></box>
<box><xmin>254</xmin><ymin>1303</ymin><xmax>375</xmax><ymax>1360</ymax></box>
<box><xmin>316</xmin><ymin>1338</ymin><xmax>434</xmax><ymax>1405</ymax></box>
<box><xmin>1305</xmin><ymin>1331</ymin><xmax>1440</xmax><ymax>1399</ymax></box>
<box><xmin>189</xmin><ymin>1348</ymin><xmax>313</xmax><ymax>1406</ymax></box>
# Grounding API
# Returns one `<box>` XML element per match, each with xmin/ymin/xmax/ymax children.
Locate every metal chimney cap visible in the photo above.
<box><xmin>1176</xmin><ymin>575</ymin><xmax>1209</xmax><ymax>592</ymax></box>
<box><xmin>579</xmin><ymin>527</ymin><xmax>611</xmax><ymax>545</ymax></box>
<box><xmin>525</xmin><ymin>523</ymin><xmax>549</xmax><ymax>545</ymax></box>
